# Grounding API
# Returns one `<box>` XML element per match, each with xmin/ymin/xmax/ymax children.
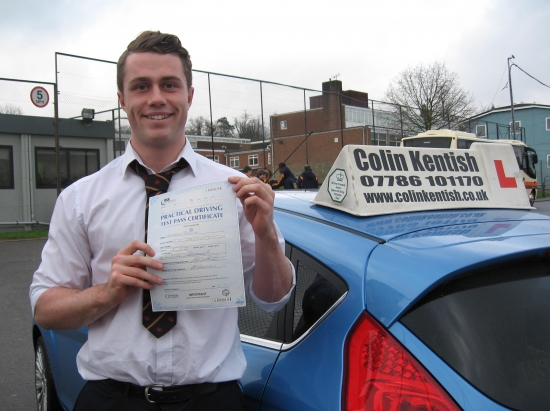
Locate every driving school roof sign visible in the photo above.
<box><xmin>313</xmin><ymin>143</ymin><xmax>532</xmax><ymax>216</ymax></box>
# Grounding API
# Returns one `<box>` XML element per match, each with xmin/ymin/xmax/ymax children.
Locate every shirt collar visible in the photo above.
<box><xmin>122</xmin><ymin>140</ymin><xmax>198</xmax><ymax>179</ymax></box>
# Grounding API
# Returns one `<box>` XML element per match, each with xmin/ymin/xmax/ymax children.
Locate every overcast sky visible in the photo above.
<box><xmin>1</xmin><ymin>0</ymin><xmax>549</xmax><ymax>114</ymax></box>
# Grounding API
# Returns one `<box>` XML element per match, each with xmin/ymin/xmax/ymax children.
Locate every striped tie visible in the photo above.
<box><xmin>130</xmin><ymin>158</ymin><xmax>188</xmax><ymax>338</ymax></box>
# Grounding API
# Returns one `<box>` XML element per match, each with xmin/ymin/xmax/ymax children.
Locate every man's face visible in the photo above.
<box><xmin>118</xmin><ymin>52</ymin><xmax>194</xmax><ymax>152</ymax></box>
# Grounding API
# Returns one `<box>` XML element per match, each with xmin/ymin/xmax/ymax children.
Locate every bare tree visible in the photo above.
<box><xmin>0</xmin><ymin>103</ymin><xmax>23</xmax><ymax>115</ymax></box>
<box><xmin>187</xmin><ymin>114</ymin><xmax>266</xmax><ymax>139</ymax></box>
<box><xmin>233</xmin><ymin>112</ymin><xmax>268</xmax><ymax>140</ymax></box>
<box><xmin>115</xmin><ymin>123</ymin><xmax>132</xmax><ymax>134</ymax></box>
<box><xmin>384</xmin><ymin>62</ymin><xmax>477</xmax><ymax>134</ymax></box>
<box><xmin>186</xmin><ymin>115</ymin><xmax>209</xmax><ymax>136</ymax></box>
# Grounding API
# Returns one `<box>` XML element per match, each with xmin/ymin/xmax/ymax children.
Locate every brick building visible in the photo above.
<box><xmin>112</xmin><ymin>133</ymin><xmax>271</xmax><ymax>176</ymax></box>
<box><xmin>193</xmin><ymin>137</ymin><xmax>271</xmax><ymax>174</ymax></box>
<box><xmin>270</xmin><ymin>79</ymin><xmax>378</xmax><ymax>183</ymax></box>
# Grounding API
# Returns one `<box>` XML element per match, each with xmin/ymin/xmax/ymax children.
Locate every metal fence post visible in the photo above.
<box><xmin>208</xmin><ymin>73</ymin><xmax>214</xmax><ymax>158</ymax></box>
<box><xmin>303</xmin><ymin>88</ymin><xmax>308</xmax><ymax>164</ymax></box>
<box><xmin>53</xmin><ymin>81</ymin><xmax>60</xmax><ymax>196</ymax></box>
<box><xmin>261</xmin><ymin>81</ymin><xmax>266</xmax><ymax>167</ymax></box>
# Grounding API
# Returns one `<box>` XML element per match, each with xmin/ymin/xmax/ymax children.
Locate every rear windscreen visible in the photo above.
<box><xmin>401</xmin><ymin>137</ymin><xmax>452</xmax><ymax>148</ymax></box>
<box><xmin>401</xmin><ymin>259</ymin><xmax>550</xmax><ymax>411</ymax></box>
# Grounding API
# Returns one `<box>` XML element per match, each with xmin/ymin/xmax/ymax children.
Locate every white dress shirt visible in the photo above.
<box><xmin>30</xmin><ymin>142</ymin><xmax>295</xmax><ymax>386</ymax></box>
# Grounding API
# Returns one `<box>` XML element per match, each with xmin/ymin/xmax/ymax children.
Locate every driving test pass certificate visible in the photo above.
<box><xmin>147</xmin><ymin>181</ymin><xmax>245</xmax><ymax>311</ymax></box>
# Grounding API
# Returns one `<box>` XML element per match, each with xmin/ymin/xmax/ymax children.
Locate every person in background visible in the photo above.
<box><xmin>297</xmin><ymin>165</ymin><xmax>319</xmax><ymax>189</ymax></box>
<box><xmin>242</xmin><ymin>165</ymin><xmax>252</xmax><ymax>177</ymax></box>
<box><xmin>266</xmin><ymin>169</ymin><xmax>275</xmax><ymax>186</ymax></box>
<box><xmin>272</xmin><ymin>162</ymin><xmax>296</xmax><ymax>190</ymax></box>
<box><xmin>256</xmin><ymin>168</ymin><xmax>269</xmax><ymax>183</ymax></box>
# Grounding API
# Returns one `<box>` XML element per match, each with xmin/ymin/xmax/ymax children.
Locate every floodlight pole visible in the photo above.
<box><xmin>507</xmin><ymin>56</ymin><xmax>516</xmax><ymax>137</ymax></box>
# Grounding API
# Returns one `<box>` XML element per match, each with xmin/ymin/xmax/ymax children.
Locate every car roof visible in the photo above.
<box><xmin>274</xmin><ymin>190</ymin><xmax>550</xmax><ymax>243</ymax></box>
<box><xmin>275</xmin><ymin>191</ymin><xmax>550</xmax><ymax>326</ymax></box>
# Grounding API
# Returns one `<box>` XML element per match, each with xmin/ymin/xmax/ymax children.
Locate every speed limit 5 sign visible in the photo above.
<box><xmin>30</xmin><ymin>86</ymin><xmax>49</xmax><ymax>108</ymax></box>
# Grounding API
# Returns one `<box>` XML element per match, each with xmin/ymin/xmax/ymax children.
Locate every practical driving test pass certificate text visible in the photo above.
<box><xmin>147</xmin><ymin>181</ymin><xmax>245</xmax><ymax>311</ymax></box>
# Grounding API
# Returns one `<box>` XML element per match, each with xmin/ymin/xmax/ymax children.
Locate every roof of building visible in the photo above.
<box><xmin>470</xmin><ymin>103</ymin><xmax>550</xmax><ymax>120</ymax></box>
<box><xmin>0</xmin><ymin>113</ymin><xmax>114</xmax><ymax>139</ymax></box>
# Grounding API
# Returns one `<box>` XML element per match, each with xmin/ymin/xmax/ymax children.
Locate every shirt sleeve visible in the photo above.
<box><xmin>238</xmin><ymin>201</ymin><xmax>296</xmax><ymax>312</ymax></box>
<box><xmin>29</xmin><ymin>185</ymin><xmax>93</xmax><ymax>315</ymax></box>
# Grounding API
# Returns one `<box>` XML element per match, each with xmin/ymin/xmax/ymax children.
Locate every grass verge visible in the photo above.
<box><xmin>0</xmin><ymin>229</ymin><xmax>48</xmax><ymax>241</ymax></box>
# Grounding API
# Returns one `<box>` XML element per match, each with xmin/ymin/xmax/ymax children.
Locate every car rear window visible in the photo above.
<box><xmin>401</xmin><ymin>258</ymin><xmax>550</xmax><ymax>411</ymax></box>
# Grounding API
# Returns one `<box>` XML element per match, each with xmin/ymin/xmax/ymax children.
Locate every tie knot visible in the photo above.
<box><xmin>130</xmin><ymin>158</ymin><xmax>188</xmax><ymax>198</ymax></box>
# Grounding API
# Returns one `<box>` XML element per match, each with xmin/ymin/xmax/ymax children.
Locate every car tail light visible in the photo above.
<box><xmin>343</xmin><ymin>312</ymin><xmax>461</xmax><ymax>411</ymax></box>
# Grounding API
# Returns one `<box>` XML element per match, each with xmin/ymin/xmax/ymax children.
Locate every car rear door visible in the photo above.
<box><xmin>239</xmin><ymin>210</ymin><xmax>378</xmax><ymax>410</ymax></box>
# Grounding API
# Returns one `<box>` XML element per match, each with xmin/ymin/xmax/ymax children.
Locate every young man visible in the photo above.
<box><xmin>30</xmin><ymin>31</ymin><xmax>294</xmax><ymax>411</ymax></box>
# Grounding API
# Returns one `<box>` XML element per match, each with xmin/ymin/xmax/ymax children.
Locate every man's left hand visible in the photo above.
<box><xmin>228</xmin><ymin>175</ymin><xmax>293</xmax><ymax>302</ymax></box>
<box><xmin>228</xmin><ymin>176</ymin><xmax>276</xmax><ymax>238</ymax></box>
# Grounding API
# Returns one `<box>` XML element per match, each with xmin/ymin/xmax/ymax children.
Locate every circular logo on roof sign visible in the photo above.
<box><xmin>327</xmin><ymin>168</ymin><xmax>348</xmax><ymax>203</ymax></box>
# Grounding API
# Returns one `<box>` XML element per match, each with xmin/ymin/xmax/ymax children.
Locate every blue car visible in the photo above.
<box><xmin>34</xmin><ymin>137</ymin><xmax>550</xmax><ymax>411</ymax></box>
<box><xmin>34</xmin><ymin>143</ymin><xmax>550</xmax><ymax>411</ymax></box>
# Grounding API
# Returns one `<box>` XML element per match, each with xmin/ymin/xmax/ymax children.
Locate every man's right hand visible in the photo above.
<box><xmin>34</xmin><ymin>241</ymin><xmax>164</xmax><ymax>330</ymax></box>
<box><xmin>106</xmin><ymin>240</ymin><xmax>164</xmax><ymax>304</ymax></box>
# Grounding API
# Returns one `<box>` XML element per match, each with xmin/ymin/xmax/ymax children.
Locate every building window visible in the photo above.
<box><xmin>371</xmin><ymin>129</ymin><xmax>388</xmax><ymax>146</ymax></box>
<box><xmin>0</xmin><ymin>146</ymin><xmax>14</xmax><ymax>189</ymax></box>
<box><xmin>546</xmin><ymin>118</ymin><xmax>550</xmax><ymax>131</ymax></box>
<box><xmin>280</xmin><ymin>120</ymin><xmax>287</xmax><ymax>130</ymax></box>
<box><xmin>268</xmin><ymin>153</ymin><xmax>271</xmax><ymax>165</ymax></box>
<box><xmin>207</xmin><ymin>155</ymin><xmax>219</xmax><ymax>163</ymax></box>
<box><xmin>230</xmin><ymin>157</ymin><xmax>239</xmax><ymax>168</ymax></box>
<box><xmin>476</xmin><ymin>124</ymin><xmax>487</xmax><ymax>137</ymax></box>
<box><xmin>248</xmin><ymin>154</ymin><xmax>258</xmax><ymax>166</ymax></box>
<box><xmin>35</xmin><ymin>147</ymin><xmax>100</xmax><ymax>189</ymax></box>
<box><xmin>388</xmin><ymin>133</ymin><xmax>400</xmax><ymax>146</ymax></box>
<box><xmin>345</xmin><ymin>106</ymin><xmax>369</xmax><ymax>124</ymax></box>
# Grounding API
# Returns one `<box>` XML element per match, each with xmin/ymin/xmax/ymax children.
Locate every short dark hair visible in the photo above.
<box><xmin>242</xmin><ymin>166</ymin><xmax>252</xmax><ymax>173</ymax></box>
<box><xmin>278</xmin><ymin>163</ymin><xmax>286</xmax><ymax>168</ymax></box>
<box><xmin>117</xmin><ymin>31</ymin><xmax>193</xmax><ymax>93</ymax></box>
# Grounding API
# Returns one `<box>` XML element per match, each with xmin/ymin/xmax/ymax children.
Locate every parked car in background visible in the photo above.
<box><xmin>34</xmin><ymin>143</ymin><xmax>550</xmax><ymax>411</ymax></box>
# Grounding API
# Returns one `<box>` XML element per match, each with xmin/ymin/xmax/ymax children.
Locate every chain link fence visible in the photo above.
<box><xmin>461</xmin><ymin>117</ymin><xmax>550</xmax><ymax>198</ymax></box>
<box><xmin>2</xmin><ymin>52</ymin><xmax>546</xmax><ymax>229</ymax></box>
<box><xmin>53</xmin><ymin>53</ymin><xmax>425</xmax><ymax>189</ymax></box>
<box><xmin>537</xmin><ymin>156</ymin><xmax>550</xmax><ymax>198</ymax></box>
<box><xmin>461</xmin><ymin>118</ymin><xmax>523</xmax><ymax>141</ymax></box>
<box><xmin>0</xmin><ymin>78</ymin><xmax>56</xmax><ymax>118</ymax></box>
